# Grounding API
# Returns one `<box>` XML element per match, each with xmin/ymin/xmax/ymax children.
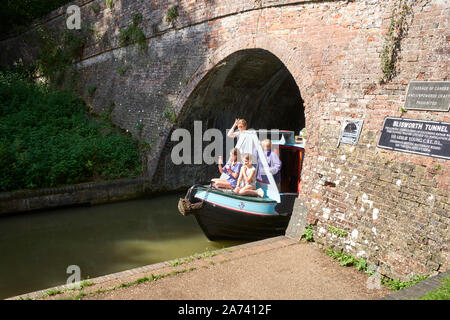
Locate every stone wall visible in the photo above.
<box><xmin>0</xmin><ymin>0</ymin><xmax>448</xmax><ymax>280</ymax></box>
<box><xmin>0</xmin><ymin>178</ymin><xmax>152</xmax><ymax>215</ymax></box>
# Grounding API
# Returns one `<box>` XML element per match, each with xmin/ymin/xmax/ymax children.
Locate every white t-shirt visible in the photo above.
<box><xmin>241</xmin><ymin>166</ymin><xmax>256</xmax><ymax>187</ymax></box>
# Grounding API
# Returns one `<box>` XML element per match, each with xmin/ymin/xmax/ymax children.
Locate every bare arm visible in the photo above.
<box><xmin>227</xmin><ymin>119</ymin><xmax>239</xmax><ymax>138</ymax></box>
<box><xmin>236</xmin><ymin>167</ymin><xmax>244</xmax><ymax>188</ymax></box>
<box><xmin>230</xmin><ymin>169</ymin><xmax>239</xmax><ymax>179</ymax></box>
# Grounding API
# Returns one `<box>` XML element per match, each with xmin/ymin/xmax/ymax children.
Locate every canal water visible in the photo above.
<box><xmin>0</xmin><ymin>193</ymin><xmax>246</xmax><ymax>299</ymax></box>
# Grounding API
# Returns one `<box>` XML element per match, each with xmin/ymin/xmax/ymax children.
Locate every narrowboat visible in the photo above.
<box><xmin>178</xmin><ymin>130</ymin><xmax>304</xmax><ymax>241</ymax></box>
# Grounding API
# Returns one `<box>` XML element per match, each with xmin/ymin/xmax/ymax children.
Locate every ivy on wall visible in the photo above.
<box><xmin>379</xmin><ymin>0</ymin><xmax>417</xmax><ymax>84</ymax></box>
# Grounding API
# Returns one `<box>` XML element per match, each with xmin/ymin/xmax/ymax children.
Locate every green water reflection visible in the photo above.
<box><xmin>0</xmin><ymin>193</ymin><xmax>245</xmax><ymax>299</ymax></box>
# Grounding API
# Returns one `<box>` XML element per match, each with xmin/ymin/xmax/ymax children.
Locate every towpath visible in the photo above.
<box><xmin>12</xmin><ymin>236</ymin><xmax>390</xmax><ymax>300</ymax></box>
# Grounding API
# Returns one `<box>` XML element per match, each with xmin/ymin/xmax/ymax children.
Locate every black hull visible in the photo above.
<box><xmin>193</xmin><ymin>193</ymin><xmax>296</xmax><ymax>241</ymax></box>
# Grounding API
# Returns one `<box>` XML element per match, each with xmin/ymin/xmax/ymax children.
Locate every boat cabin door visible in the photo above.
<box><xmin>278</xmin><ymin>146</ymin><xmax>304</xmax><ymax>194</ymax></box>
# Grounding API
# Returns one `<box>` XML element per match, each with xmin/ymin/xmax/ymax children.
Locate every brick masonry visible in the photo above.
<box><xmin>0</xmin><ymin>0</ymin><xmax>448</xmax><ymax>280</ymax></box>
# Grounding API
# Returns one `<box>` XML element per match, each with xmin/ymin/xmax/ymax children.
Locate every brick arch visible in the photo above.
<box><xmin>151</xmin><ymin>33</ymin><xmax>318</xmax><ymax>181</ymax></box>
<box><xmin>173</xmin><ymin>34</ymin><xmax>316</xmax><ymax>116</ymax></box>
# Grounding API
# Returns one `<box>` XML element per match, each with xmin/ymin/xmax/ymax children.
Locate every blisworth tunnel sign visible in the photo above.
<box><xmin>404</xmin><ymin>81</ymin><xmax>450</xmax><ymax>111</ymax></box>
<box><xmin>377</xmin><ymin>117</ymin><xmax>450</xmax><ymax>160</ymax></box>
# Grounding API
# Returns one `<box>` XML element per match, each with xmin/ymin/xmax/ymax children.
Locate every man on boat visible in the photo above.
<box><xmin>254</xmin><ymin>139</ymin><xmax>282</xmax><ymax>190</ymax></box>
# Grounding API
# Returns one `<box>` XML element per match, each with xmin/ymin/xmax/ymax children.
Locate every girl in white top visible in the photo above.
<box><xmin>234</xmin><ymin>153</ymin><xmax>264</xmax><ymax>197</ymax></box>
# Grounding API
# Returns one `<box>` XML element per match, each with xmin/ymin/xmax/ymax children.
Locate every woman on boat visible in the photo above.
<box><xmin>227</xmin><ymin>118</ymin><xmax>247</xmax><ymax>138</ymax></box>
<box><xmin>254</xmin><ymin>139</ymin><xmax>282</xmax><ymax>190</ymax></box>
<box><xmin>211</xmin><ymin>148</ymin><xmax>241</xmax><ymax>189</ymax></box>
<box><xmin>234</xmin><ymin>154</ymin><xmax>265</xmax><ymax>197</ymax></box>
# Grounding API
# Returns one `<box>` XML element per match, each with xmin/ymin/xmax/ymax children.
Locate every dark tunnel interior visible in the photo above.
<box><xmin>153</xmin><ymin>49</ymin><xmax>305</xmax><ymax>189</ymax></box>
<box><xmin>177</xmin><ymin>49</ymin><xmax>305</xmax><ymax>133</ymax></box>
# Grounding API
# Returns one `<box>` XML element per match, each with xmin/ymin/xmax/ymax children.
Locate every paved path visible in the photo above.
<box><xmin>11</xmin><ymin>236</ymin><xmax>390</xmax><ymax>300</ymax></box>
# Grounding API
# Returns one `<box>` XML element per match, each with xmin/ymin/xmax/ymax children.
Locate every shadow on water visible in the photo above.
<box><xmin>0</xmin><ymin>193</ymin><xmax>246</xmax><ymax>299</ymax></box>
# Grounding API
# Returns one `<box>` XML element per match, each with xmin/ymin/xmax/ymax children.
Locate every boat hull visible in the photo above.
<box><xmin>193</xmin><ymin>203</ymin><xmax>291</xmax><ymax>241</ymax></box>
<box><xmin>188</xmin><ymin>187</ymin><xmax>296</xmax><ymax>241</ymax></box>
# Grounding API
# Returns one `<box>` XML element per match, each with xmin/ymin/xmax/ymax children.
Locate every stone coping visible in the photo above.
<box><xmin>0</xmin><ymin>177</ymin><xmax>154</xmax><ymax>215</ymax></box>
<box><xmin>381</xmin><ymin>269</ymin><xmax>450</xmax><ymax>300</ymax></box>
<box><xmin>7</xmin><ymin>236</ymin><xmax>296</xmax><ymax>300</ymax></box>
<box><xmin>0</xmin><ymin>177</ymin><xmax>150</xmax><ymax>201</ymax></box>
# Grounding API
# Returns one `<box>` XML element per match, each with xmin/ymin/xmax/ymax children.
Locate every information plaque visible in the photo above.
<box><xmin>377</xmin><ymin>117</ymin><xmax>450</xmax><ymax>160</ymax></box>
<box><xmin>337</xmin><ymin>119</ymin><xmax>363</xmax><ymax>146</ymax></box>
<box><xmin>404</xmin><ymin>81</ymin><xmax>450</xmax><ymax>111</ymax></box>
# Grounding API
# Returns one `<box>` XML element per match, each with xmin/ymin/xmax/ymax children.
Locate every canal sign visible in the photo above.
<box><xmin>404</xmin><ymin>81</ymin><xmax>450</xmax><ymax>112</ymax></box>
<box><xmin>377</xmin><ymin>117</ymin><xmax>450</xmax><ymax>160</ymax></box>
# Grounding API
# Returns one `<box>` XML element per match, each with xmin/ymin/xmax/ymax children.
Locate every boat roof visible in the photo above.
<box><xmin>248</xmin><ymin>129</ymin><xmax>305</xmax><ymax>148</ymax></box>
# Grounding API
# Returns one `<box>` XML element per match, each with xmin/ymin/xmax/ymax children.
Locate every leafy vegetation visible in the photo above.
<box><xmin>301</xmin><ymin>225</ymin><xmax>314</xmax><ymax>242</ymax></box>
<box><xmin>379</xmin><ymin>0</ymin><xmax>415</xmax><ymax>84</ymax></box>
<box><xmin>0</xmin><ymin>71</ymin><xmax>143</xmax><ymax>192</ymax></box>
<box><xmin>325</xmin><ymin>247</ymin><xmax>358</xmax><ymax>267</ymax></box>
<box><xmin>328</xmin><ymin>224</ymin><xmax>347</xmax><ymax>237</ymax></box>
<box><xmin>119</xmin><ymin>13</ymin><xmax>146</xmax><ymax>51</ymax></box>
<box><xmin>381</xmin><ymin>274</ymin><xmax>429</xmax><ymax>291</ymax></box>
<box><xmin>163</xmin><ymin>104</ymin><xmax>177</xmax><ymax>123</ymax></box>
<box><xmin>106</xmin><ymin>0</ymin><xmax>114</xmax><ymax>10</ymax></box>
<box><xmin>166</xmin><ymin>6</ymin><xmax>179</xmax><ymax>23</ymax></box>
<box><xmin>36</xmin><ymin>26</ymin><xmax>92</xmax><ymax>85</ymax></box>
<box><xmin>325</xmin><ymin>246</ymin><xmax>431</xmax><ymax>292</ymax></box>
<box><xmin>419</xmin><ymin>276</ymin><xmax>450</xmax><ymax>300</ymax></box>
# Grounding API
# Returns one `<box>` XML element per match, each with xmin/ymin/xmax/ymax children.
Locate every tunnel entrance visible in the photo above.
<box><xmin>177</xmin><ymin>49</ymin><xmax>305</xmax><ymax>133</ymax></box>
<box><xmin>153</xmin><ymin>49</ymin><xmax>305</xmax><ymax>191</ymax></box>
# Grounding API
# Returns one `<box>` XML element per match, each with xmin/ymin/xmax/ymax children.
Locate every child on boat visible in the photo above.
<box><xmin>211</xmin><ymin>148</ymin><xmax>241</xmax><ymax>189</ymax></box>
<box><xmin>234</xmin><ymin>153</ymin><xmax>265</xmax><ymax>197</ymax></box>
<box><xmin>227</xmin><ymin>118</ymin><xmax>247</xmax><ymax>138</ymax></box>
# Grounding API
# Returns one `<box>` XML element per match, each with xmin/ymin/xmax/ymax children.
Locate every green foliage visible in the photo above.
<box><xmin>119</xmin><ymin>13</ymin><xmax>146</xmax><ymax>51</ymax></box>
<box><xmin>163</xmin><ymin>104</ymin><xmax>177</xmax><ymax>123</ymax></box>
<box><xmin>419</xmin><ymin>276</ymin><xmax>450</xmax><ymax>300</ymax></box>
<box><xmin>0</xmin><ymin>72</ymin><xmax>143</xmax><ymax>192</ymax></box>
<box><xmin>381</xmin><ymin>274</ymin><xmax>429</xmax><ymax>291</ymax></box>
<box><xmin>301</xmin><ymin>225</ymin><xmax>314</xmax><ymax>242</ymax></box>
<box><xmin>325</xmin><ymin>247</ymin><xmax>357</xmax><ymax>267</ymax></box>
<box><xmin>355</xmin><ymin>258</ymin><xmax>368</xmax><ymax>272</ymax></box>
<box><xmin>135</xmin><ymin>121</ymin><xmax>144</xmax><ymax>132</ymax></box>
<box><xmin>106</xmin><ymin>0</ymin><xmax>114</xmax><ymax>9</ymax></box>
<box><xmin>329</xmin><ymin>224</ymin><xmax>347</xmax><ymax>237</ymax></box>
<box><xmin>117</xmin><ymin>65</ymin><xmax>129</xmax><ymax>75</ymax></box>
<box><xmin>87</xmin><ymin>85</ymin><xmax>97</xmax><ymax>97</ymax></box>
<box><xmin>166</xmin><ymin>6</ymin><xmax>179</xmax><ymax>23</ymax></box>
<box><xmin>379</xmin><ymin>0</ymin><xmax>415</xmax><ymax>84</ymax></box>
<box><xmin>90</xmin><ymin>3</ymin><xmax>101</xmax><ymax>15</ymax></box>
<box><xmin>325</xmin><ymin>245</ymin><xmax>431</xmax><ymax>293</ymax></box>
<box><xmin>36</xmin><ymin>26</ymin><xmax>92</xmax><ymax>85</ymax></box>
